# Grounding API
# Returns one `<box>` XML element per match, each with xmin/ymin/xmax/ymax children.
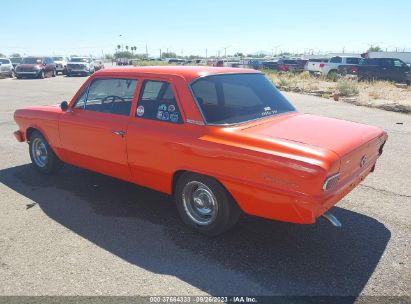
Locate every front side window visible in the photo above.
<box><xmin>191</xmin><ymin>73</ymin><xmax>295</xmax><ymax>125</ymax></box>
<box><xmin>74</xmin><ymin>78</ymin><xmax>137</xmax><ymax>116</ymax></box>
<box><xmin>136</xmin><ymin>80</ymin><xmax>183</xmax><ymax>124</ymax></box>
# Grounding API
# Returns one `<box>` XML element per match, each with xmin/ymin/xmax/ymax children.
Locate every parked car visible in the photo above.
<box><xmin>277</xmin><ymin>59</ymin><xmax>305</xmax><ymax>72</ymax></box>
<box><xmin>9</xmin><ymin>57</ymin><xmax>23</xmax><ymax>68</ymax></box>
<box><xmin>358</xmin><ymin>58</ymin><xmax>411</xmax><ymax>84</ymax></box>
<box><xmin>93</xmin><ymin>59</ymin><xmax>105</xmax><ymax>71</ymax></box>
<box><xmin>15</xmin><ymin>56</ymin><xmax>56</xmax><ymax>79</ymax></box>
<box><xmin>304</xmin><ymin>58</ymin><xmax>329</xmax><ymax>74</ymax></box>
<box><xmin>262</xmin><ymin>60</ymin><xmax>279</xmax><ymax>70</ymax></box>
<box><xmin>52</xmin><ymin>56</ymin><xmax>69</xmax><ymax>75</ymax></box>
<box><xmin>13</xmin><ymin>67</ymin><xmax>387</xmax><ymax>235</ymax></box>
<box><xmin>0</xmin><ymin>58</ymin><xmax>15</xmax><ymax>78</ymax></box>
<box><xmin>319</xmin><ymin>56</ymin><xmax>362</xmax><ymax>76</ymax></box>
<box><xmin>66</xmin><ymin>57</ymin><xmax>95</xmax><ymax>76</ymax></box>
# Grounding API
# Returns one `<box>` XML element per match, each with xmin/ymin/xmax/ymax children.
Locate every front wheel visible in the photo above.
<box><xmin>38</xmin><ymin>70</ymin><xmax>45</xmax><ymax>79</ymax></box>
<box><xmin>175</xmin><ymin>173</ymin><xmax>241</xmax><ymax>236</ymax></box>
<box><xmin>29</xmin><ymin>131</ymin><xmax>63</xmax><ymax>174</ymax></box>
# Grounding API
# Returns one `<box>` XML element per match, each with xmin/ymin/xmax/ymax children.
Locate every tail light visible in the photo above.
<box><xmin>351</xmin><ymin>66</ymin><xmax>358</xmax><ymax>74</ymax></box>
<box><xmin>279</xmin><ymin>65</ymin><xmax>288</xmax><ymax>71</ymax></box>
<box><xmin>320</xmin><ymin>63</ymin><xmax>325</xmax><ymax>68</ymax></box>
<box><xmin>323</xmin><ymin>173</ymin><xmax>340</xmax><ymax>191</ymax></box>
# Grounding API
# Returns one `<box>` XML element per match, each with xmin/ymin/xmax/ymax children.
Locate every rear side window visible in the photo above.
<box><xmin>330</xmin><ymin>57</ymin><xmax>342</xmax><ymax>63</ymax></box>
<box><xmin>136</xmin><ymin>80</ymin><xmax>183</xmax><ymax>124</ymax></box>
<box><xmin>75</xmin><ymin>78</ymin><xmax>137</xmax><ymax>116</ymax></box>
<box><xmin>346</xmin><ymin>58</ymin><xmax>360</xmax><ymax>64</ymax></box>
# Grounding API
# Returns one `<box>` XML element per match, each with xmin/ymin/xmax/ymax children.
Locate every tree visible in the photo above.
<box><xmin>117</xmin><ymin>45</ymin><xmax>121</xmax><ymax>51</ymax></box>
<box><xmin>234</xmin><ymin>52</ymin><xmax>244</xmax><ymax>57</ymax></box>
<box><xmin>125</xmin><ymin>46</ymin><xmax>129</xmax><ymax>51</ymax></box>
<box><xmin>10</xmin><ymin>53</ymin><xmax>21</xmax><ymax>57</ymax></box>
<box><xmin>368</xmin><ymin>45</ymin><xmax>383</xmax><ymax>52</ymax></box>
<box><xmin>161</xmin><ymin>52</ymin><xmax>177</xmax><ymax>59</ymax></box>
<box><xmin>0</xmin><ymin>53</ymin><xmax>5</xmax><ymax>57</ymax></box>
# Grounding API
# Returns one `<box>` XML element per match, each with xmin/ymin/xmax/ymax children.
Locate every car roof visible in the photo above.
<box><xmin>94</xmin><ymin>66</ymin><xmax>260</xmax><ymax>82</ymax></box>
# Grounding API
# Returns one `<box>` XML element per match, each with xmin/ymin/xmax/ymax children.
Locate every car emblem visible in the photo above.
<box><xmin>360</xmin><ymin>155</ymin><xmax>367</xmax><ymax>168</ymax></box>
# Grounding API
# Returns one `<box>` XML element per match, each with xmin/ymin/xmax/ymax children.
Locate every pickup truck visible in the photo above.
<box><xmin>358</xmin><ymin>58</ymin><xmax>411</xmax><ymax>84</ymax></box>
<box><xmin>319</xmin><ymin>56</ymin><xmax>362</xmax><ymax>76</ymax></box>
<box><xmin>304</xmin><ymin>58</ymin><xmax>329</xmax><ymax>74</ymax></box>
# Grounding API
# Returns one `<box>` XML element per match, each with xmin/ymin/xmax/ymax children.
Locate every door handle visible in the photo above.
<box><xmin>112</xmin><ymin>130</ymin><xmax>126</xmax><ymax>136</ymax></box>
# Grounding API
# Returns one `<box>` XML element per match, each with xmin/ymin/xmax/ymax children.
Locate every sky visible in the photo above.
<box><xmin>1</xmin><ymin>0</ymin><xmax>410</xmax><ymax>58</ymax></box>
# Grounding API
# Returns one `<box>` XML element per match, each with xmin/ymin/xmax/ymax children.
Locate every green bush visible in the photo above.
<box><xmin>336</xmin><ymin>79</ymin><xmax>359</xmax><ymax>96</ymax></box>
<box><xmin>327</xmin><ymin>71</ymin><xmax>338</xmax><ymax>82</ymax></box>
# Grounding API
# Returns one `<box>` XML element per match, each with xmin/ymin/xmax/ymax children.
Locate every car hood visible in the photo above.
<box><xmin>230</xmin><ymin>113</ymin><xmax>384</xmax><ymax>158</ymax></box>
<box><xmin>68</xmin><ymin>62</ymin><xmax>89</xmax><ymax>65</ymax></box>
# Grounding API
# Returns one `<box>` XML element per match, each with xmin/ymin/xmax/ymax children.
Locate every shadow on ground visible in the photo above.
<box><xmin>0</xmin><ymin>164</ymin><xmax>390</xmax><ymax>297</ymax></box>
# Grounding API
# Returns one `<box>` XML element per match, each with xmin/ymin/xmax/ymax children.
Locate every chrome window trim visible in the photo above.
<box><xmin>188</xmin><ymin>72</ymin><xmax>297</xmax><ymax>127</ymax></box>
<box><xmin>322</xmin><ymin>173</ymin><xmax>340</xmax><ymax>192</ymax></box>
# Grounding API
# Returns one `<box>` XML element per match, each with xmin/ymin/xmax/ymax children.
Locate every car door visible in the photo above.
<box><xmin>392</xmin><ymin>59</ymin><xmax>409</xmax><ymax>82</ymax></box>
<box><xmin>59</xmin><ymin>77</ymin><xmax>138</xmax><ymax>181</ymax></box>
<box><xmin>126</xmin><ymin>78</ymin><xmax>188</xmax><ymax>193</ymax></box>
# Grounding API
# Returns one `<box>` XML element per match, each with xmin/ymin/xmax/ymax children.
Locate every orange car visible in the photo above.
<box><xmin>13</xmin><ymin>66</ymin><xmax>387</xmax><ymax>235</ymax></box>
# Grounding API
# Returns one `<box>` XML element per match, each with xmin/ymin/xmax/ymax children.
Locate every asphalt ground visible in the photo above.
<box><xmin>0</xmin><ymin>70</ymin><xmax>409</xmax><ymax>299</ymax></box>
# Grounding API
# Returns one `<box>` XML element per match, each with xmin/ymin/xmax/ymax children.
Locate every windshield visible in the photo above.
<box><xmin>70</xmin><ymin>58</ymin><xmax>89</xmax><ymax>62</ymax></box>
<box><xmin>0</xmin><ymin>59</ymin><xmax>10</xmax><ymax>64</ymax></box>
<box><xmin>22</xmin><ymin>57</ymin><xmax>43</xmax><ymax>64</ymax></box>
<box><xmin>53</xmin><ymin>57</ymin><xmax>64</xmax><ymax>61</ymax></box>
<box><xmin>10</xmin><ymin>58</ymin><xmax>22</xmax><ymax>64</ymax></box>
<box><xmin>191</xmin><ymin>73</ymin><xmax>296</xmax><ymax>125</ymax></box>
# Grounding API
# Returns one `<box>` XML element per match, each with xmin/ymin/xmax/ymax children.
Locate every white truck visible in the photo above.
<box><xmin>320</xmin><ymin>56</ymin><xmax>362</xmax><ymax>76</ymax></box>
<box><xmin>304</xmin><ymin>58</ymin><xmax>329</xmax><ymax>74</ymax></box>
<box><xmin>52</xmin><ymin>56</ymin><xmax>69</xmax><ymax>75</ymax></box>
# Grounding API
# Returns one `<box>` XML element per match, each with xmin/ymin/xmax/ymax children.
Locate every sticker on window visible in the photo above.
<box><xmin>168</xmin><ymin>104</ymin><xmax>176</xmax><ymax>112</ymax></box>
<box><xmin>157</xmin><ymin>111</ymin><xmax>163</xmax><ymax>120</ymax></box>
<box><xmin>158</xmin><ymin>104</ymin><xmax>167</xmax><ymax>111</ymax></box>
<box><xmin>170</xmin><ymin>113</ymin><xmax>179</xmax><ymax>122</ymax></box>
<box><xmin>136</xmin><ymin>105</ymin><xmax>144</xmax><ymax>117</ymax></box>
<box><xmin>162</xmin><ymin>111</ymin><xmax>170</xmax><ymax>121</ymax></box>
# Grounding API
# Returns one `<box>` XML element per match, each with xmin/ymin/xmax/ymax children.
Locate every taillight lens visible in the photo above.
<box><xmin>352</xmin><ymin>67</ymin><xmax>358</xmax><ymax>74</ymax></box>
<box><xmin>320</xmin><ymin>63</ymin><xmax>325</xmax><ymax>68</ymax></box>
<box><xmin>323</xmin><ymin>173</ymin><xmax>340</xmax><ymax>191</ymax></box>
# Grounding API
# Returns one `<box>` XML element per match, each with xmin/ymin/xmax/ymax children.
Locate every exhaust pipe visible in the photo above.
<box><xmin>322</xmin><ymin>212</ymin><xmax>342</xmax><ymax>227</ymax></box>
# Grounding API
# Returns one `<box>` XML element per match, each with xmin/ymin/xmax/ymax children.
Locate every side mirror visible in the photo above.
<box><xmin>60</xmin><ymin>101</ymin><xmax>69</xmax><ymax>111</ymax></box>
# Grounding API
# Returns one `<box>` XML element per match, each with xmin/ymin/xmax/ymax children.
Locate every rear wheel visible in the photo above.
<box><xmin>29</xmin><ymin>131</ymin><xmax>63</xmax><ymax>174</ymax></box>
<box><xmin>175</xmin><ymin>173</ymin><xmax>241</xmax><ymax>236</ymax></box>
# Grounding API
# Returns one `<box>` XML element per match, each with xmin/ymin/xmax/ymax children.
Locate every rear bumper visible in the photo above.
<box><xmin>225</xmin><ymin>158</ymin><xmax>377</xmax><ymax>225</ymax></box>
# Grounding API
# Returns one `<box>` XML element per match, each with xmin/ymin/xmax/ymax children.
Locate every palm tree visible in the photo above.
<box><xmin>125</xmin><ymin>46</ymin><xmax>129</xmax><ymax>51</ymax></box>
<box><xmin>117</xmin><ymin>45</ymin><xmax>121</xmax><ymax>51</ymax></box>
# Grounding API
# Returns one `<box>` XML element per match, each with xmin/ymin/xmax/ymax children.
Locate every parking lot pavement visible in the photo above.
<box><xmin>0</xmin><ymin>75</ymin><xmax>409</xmax><ymax>297</ymax></box>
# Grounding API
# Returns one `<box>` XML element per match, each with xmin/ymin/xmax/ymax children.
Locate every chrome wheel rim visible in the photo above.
<box><xmin>182</xmin><ymin>181</ymin><xmax>218</xmax><ymax>225</ymax></box>
<box><xmin>31</xmin><ymin>137</ymin><xmax>48</xmax><ymax>168</ymax></box>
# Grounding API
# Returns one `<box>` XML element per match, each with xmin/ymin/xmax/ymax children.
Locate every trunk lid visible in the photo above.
<box><xmin>235</xmin><ymin>113</ymin><xmax>386</xmax><ymax>175</ymax></box>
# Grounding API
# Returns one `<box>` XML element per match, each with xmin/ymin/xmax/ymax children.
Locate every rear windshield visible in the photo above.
<box><xmin>0</xmin><ymin>59</ymin><xmax>9</xmax><ymax>64</ymax></box>
<box><xmin>53</xmin><ymin>57</ymin><xmax>64</xmax><ymax>61</ymax></box>
<box><xmin>22</xmin><ymin>57</ymin><xmax>43</xmax><ymax>64</ymax></box>
<box><xmin>309</xmin><ymin>58</ymin><xmax>329</xmax><ymax>62</ymax></box>
<box><xmin>190</xmin><ymin>73</ymin><xmax>295</xmax><ymax>125</ymax></box>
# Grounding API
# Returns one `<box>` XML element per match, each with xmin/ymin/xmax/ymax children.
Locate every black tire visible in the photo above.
<box><xmin>28</xmin><ymin>131</ymin><xmax>63</xmax><ymax>174</ymax></box>
<box><xmin>16</xmin><ymin>75</ymin><xmax>22</xmax><ymax>79</ymax></box>
<box><xmin>38</xmin><ymin>70</ymin><xmax>45</xmax><ymax>79</ymax></box>
<box><xmin>175</xmin><ymin>173</ymin><xmax>242</xmax><ymax>236</ymax></box>
<box><xmin>66</xmin><ymin>72</ymin><xmax>71</xmax><ymax>77</ymax></box>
